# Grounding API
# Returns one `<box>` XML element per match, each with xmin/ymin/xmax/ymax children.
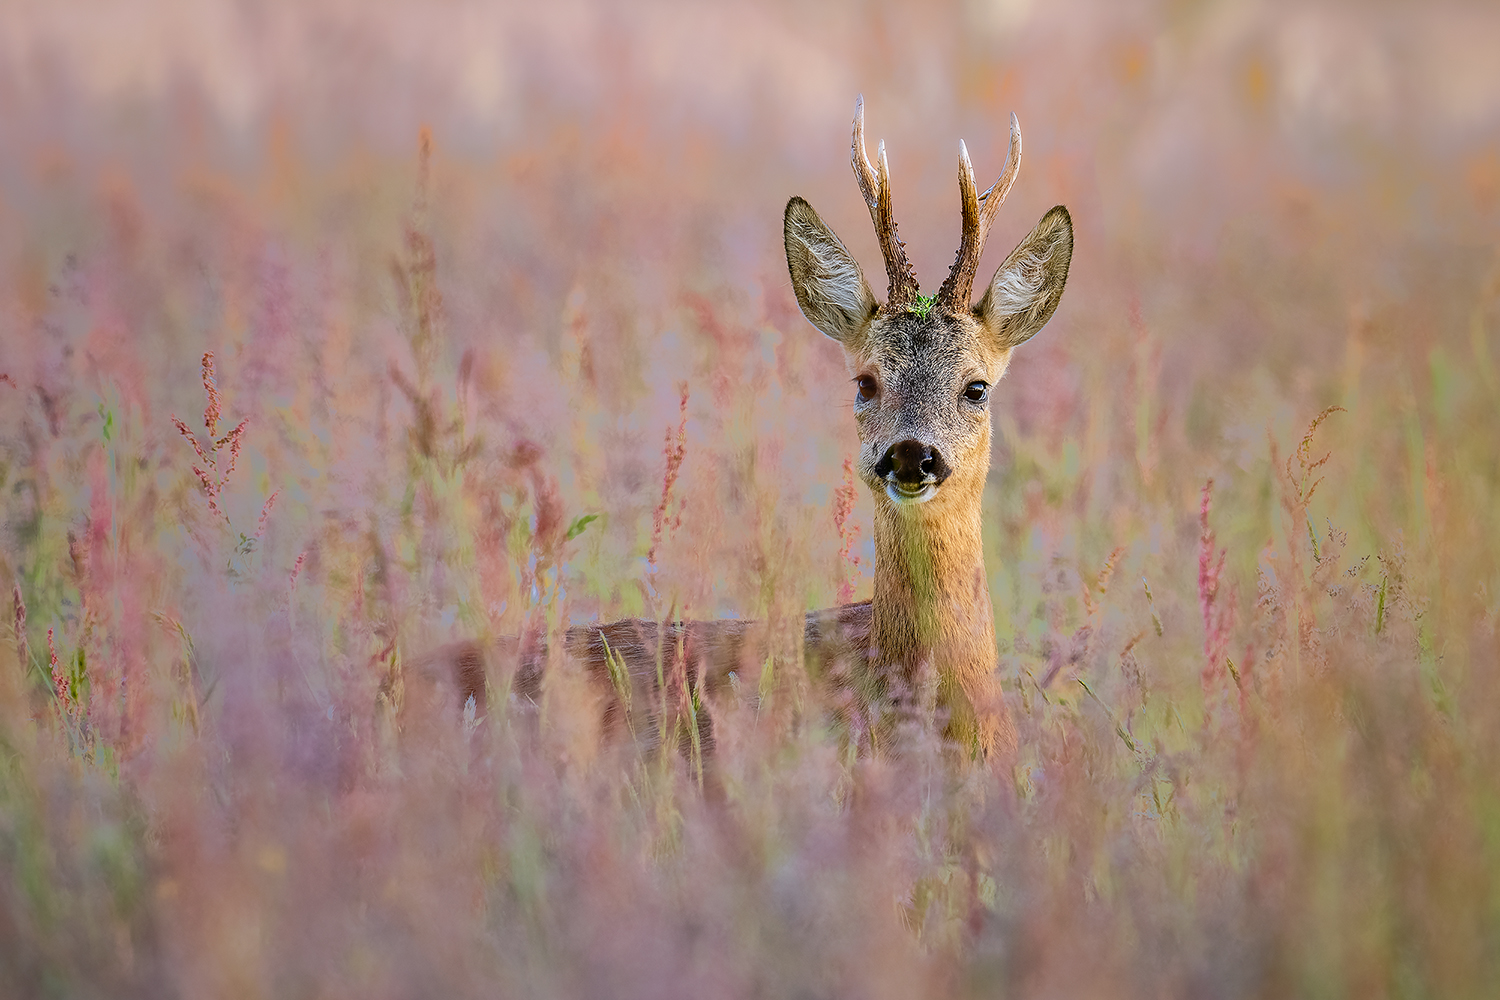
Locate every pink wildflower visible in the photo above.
<box><xmin>48</xmin><ymin>627</ymin><xmax>69</xmax><ymax>710</ymax></box>
<box><xmin>833</xmin><ymin>456</ymin><xmax>861</xmax><ymax>604</ymax></box>
<box><xmin>1198</xmin><ymin>479</ymin><xmax>1237</xmax><ymax>692</ymax></box>
<box><xmin>648</xmin><ymin>384</ymin><xmax>689</xmax><ymax>569</ymax></box>
<box><xmin>201</xmin><ymin>352</ymin><xmax>222</xmax><ymax>437</ymax></box>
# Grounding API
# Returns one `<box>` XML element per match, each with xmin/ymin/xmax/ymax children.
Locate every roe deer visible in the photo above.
<box><xmin>415</xmin><ymin>97</ymin><xmax>1072</xmax><ymax>761</ymax></box>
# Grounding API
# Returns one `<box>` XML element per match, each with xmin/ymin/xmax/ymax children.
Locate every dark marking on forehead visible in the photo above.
<box><xmin>869</xmin><ymin>311</ymin><xmax>974</xmax><ymax>363</ymax></box>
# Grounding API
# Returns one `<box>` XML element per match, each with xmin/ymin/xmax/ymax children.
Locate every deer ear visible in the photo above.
<box><xmin>784</xmin><ymin>197</ymin><xmax>878</xmax><ymax>344</ymax></box>
<box><xmin>975</xmin><ymin>205</ymin><xmax>1072</xmax><ymax>350</ymax></box>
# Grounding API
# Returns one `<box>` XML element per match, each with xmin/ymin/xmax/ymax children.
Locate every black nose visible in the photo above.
<box><xmin>874</xmin><ymin>439</ymin><xmax>951</xmax><ymax>487</ymax></box>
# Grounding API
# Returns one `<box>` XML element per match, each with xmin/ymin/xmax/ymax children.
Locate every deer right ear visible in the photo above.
<box><xmin>784</xmin><ymin>197</ymin><xmax>878</xmax><ymax>344</ymax></box>
<box><xmin>975</xmin><ymin>205</ymin><xmax>1073</xmax><ymax>350</ymax></box>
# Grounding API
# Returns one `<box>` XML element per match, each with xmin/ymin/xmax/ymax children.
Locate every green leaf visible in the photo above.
<box><xmin>565</xmin><ymin>513</ymin><xmax>599</xmax><ymax>541</ymax></box>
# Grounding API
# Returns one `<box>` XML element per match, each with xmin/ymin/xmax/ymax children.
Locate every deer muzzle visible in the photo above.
<box><xmin>874</xmin><ymin>438</ymin><xmax>951</xmax><ymax>504</ymax></box>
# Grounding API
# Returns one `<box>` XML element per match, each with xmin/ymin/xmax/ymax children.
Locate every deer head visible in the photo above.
<box><xmin>784</xmin><ymin>96</ymin><xmax>1072</xmax><ymax>514</ymax></box>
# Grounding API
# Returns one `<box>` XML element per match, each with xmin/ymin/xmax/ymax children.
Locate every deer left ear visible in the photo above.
<box><xmin>975</xmin><ymin>205</ymin><xmax>1073</xmax><ymax>350</ymax></box>
<box><xmin>784</xmin><ymin>196</ymin><xmax>879</xmax><ymax>345</ymax></box>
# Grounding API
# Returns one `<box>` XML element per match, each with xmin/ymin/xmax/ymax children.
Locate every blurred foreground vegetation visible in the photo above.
<box><xmin>2</xmin><ymin>1</ymin><xmax>1499</xmax><ymax>996</ymax></box>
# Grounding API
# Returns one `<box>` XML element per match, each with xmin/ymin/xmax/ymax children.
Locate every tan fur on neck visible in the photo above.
<box><xmin>866</xmin><ymin>394</ymin><xmax>1015</xmax><ymax>757</ymax></box>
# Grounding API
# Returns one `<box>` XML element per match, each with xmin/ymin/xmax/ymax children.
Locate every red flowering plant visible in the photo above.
<box><xmin>172</xmin><ymin>352</ymin><xmax>279</xmax><ymax>580</ymax></box>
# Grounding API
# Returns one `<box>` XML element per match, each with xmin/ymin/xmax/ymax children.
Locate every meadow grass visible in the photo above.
<box><xmin>2</xmin><ymin>1</ymin><xmax>1499</xmax><ymax>996</ymax></box>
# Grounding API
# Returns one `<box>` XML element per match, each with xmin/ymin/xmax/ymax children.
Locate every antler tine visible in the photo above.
<box><xmin>937</xmin><ymin>112</ymin><xmax>1023</xmax><ymax>312</ymax></box>
<box><xmin>851</xmin><ymin>95</ymin><xmax>880</xmax><ymax>209</ymax></box>
<box><xmin>979</xmin><ymin>113</ymin><xmax>1023</xmax><ymax>232</ymax></box>
<box><xmin>850</xmin><ymin>96</ymin><xmax>919</xmax><ymax>311</ymax></box>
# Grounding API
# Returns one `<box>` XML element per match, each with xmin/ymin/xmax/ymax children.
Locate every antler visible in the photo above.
<box><xmin>851</xmin><ymin>96</ymin><xmax>920</xmax><ymax>312</ymax></box>
<box><xmin>936</xmin><ymin>112</ymin><xmax>1022</xmax><ymax>313</ymax></box>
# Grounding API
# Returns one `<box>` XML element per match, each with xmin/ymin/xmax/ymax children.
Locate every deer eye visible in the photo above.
<box><xmin>962</xmin><ymin>381</ymin><xmax>990</xmax><ymax>404</ymax></box>
<box><xmin>855</xmin><ymin>375</ymin><xmax>879</xmax><ymax>402</ymax></box>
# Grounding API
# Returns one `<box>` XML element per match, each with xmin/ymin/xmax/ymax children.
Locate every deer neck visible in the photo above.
<box><xmin>868</xmin><ymin>477</ymin><xmax>994</xmax><ymax>688</ymax></box>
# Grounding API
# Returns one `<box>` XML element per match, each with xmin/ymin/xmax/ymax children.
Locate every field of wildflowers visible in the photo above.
<box><xmin>2</xmin><ymin>1</ymin><xmax>1499</xmax><ymax>995</ymax></box>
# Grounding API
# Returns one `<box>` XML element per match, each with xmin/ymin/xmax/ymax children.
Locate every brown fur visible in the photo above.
<box><xmin>408</xmin><ymin>604</ymin><xmax>873</xmax><ymax>757</ymax></box>
<box><xmin>413</xmin><ymin>102</ymin><xmax>1072</xmax><ymax>764</ymax></box>
<box><xmin>780</xmin><ymin>105</ymin><xmax>1073</xmax><ymax>757</ymax></box>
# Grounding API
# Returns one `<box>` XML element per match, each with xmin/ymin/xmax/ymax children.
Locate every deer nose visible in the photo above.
<box><xmin>874</xmin><ymin>439</ymin><xmax>951</xmax><ymax>487</ymax></box>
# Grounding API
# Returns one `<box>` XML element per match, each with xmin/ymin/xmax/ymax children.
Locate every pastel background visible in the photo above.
<box><xmin>2</xmin><ymin>1</ymin><xmax>1498</xmax><ymax>995</ymax></box>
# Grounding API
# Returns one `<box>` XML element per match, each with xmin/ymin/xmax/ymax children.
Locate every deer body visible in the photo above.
<box><xmin>781</xmin><ymin>98</ymin><xmax>1073</xmax><ymax>754</ymax></box>
<box><xmin>420</xmin><ymin>99</ymin><xmax>1071</xmax><ymax>760</ymax></box>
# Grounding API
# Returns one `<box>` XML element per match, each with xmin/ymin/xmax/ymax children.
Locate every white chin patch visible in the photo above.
<box><xmin>885</xmin><ymin>482</ymin><xmax>938</xmax><ymax>505</ymax></box>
